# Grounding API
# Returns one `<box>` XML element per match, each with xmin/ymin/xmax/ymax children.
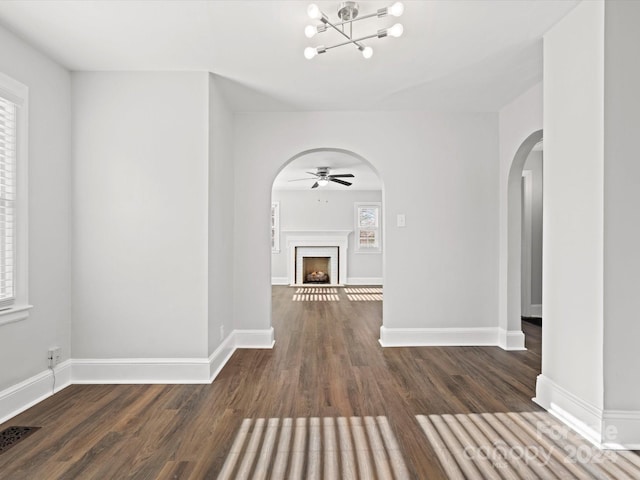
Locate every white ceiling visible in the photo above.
<box><xmin>272</xmin><ymin>150</ymin><xmax>382</xmax><ymax>191</ymax></box>
<box><xmin>0</xmin><ymin>0</ymin><xmax>578</xmax><ymax>112</ymax></box>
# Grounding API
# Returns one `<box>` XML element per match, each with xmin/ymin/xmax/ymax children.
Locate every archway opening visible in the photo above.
<box><xmin>269</xmin><ymin>147</ymin><xmax>384</xmax><ymax>340</ymax></box>
<box><xmin>507</xmin><ymin>130</ymin><xmax>543</xmax><ymax>348</ymax></box>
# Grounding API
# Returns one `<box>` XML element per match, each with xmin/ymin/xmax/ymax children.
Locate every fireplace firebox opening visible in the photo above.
<box><xmin>303</xmin><ymin>257</ymin><xmax>330</xmax><ymax>284</ymax></box>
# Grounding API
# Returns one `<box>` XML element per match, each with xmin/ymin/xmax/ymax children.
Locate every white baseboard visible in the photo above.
<box><xmin>533</xmin><ymin>374</ymin><xmax>603</xmax><ymax>447</ymax></box>
<box><xmin>0</xmin><ymin>327</ymin><xmax>277</xmax><ymax>424</ymax></box>
<box><xmin>602</xmin><ymin>410</ymin><xmax>640</xmax><ymax>450</ymax></box>
<box><xmin>530</xmin><ymin>304</ymin><xmax>542</xmax><ymax>317</ymax></box>
<box><xmin>0</xmin><ymin>360</ymin><xmax>72</xmax><ymax>425</ymax></box>
<box><xmin>498</xmin><ymin>328</ymin><xmax>526</xmax><ymax>351</ymax></box>
<box><xmin>72</xmin><ymin>357</ymin><xmax>212</xmax><ymax>384</ymax></box>
<box><xmin>235</xmin><ymin>327</ymin><xmax>275</xmax><ymax>348</ymax></box>
<box><xmin>208</xmin><ymin>333</ymin><xmax>236</xmax><ymax>382</ymax></box>
<box><xmin>379</xmin><ymin>326</ymin><xmax>499</xmax><ymax>347</ymax></box>
<box><xmin>346</xmin><ymin>277</ymin><xmax>383</xmax><ymax>286</ymax></box>
<box><xmin>271</xmin><ymin>277</ymin><xmax>289</xmax><ymax>285</ymax></box>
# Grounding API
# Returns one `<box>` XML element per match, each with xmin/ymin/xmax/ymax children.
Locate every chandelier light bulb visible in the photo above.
<box><xmin>305</xmin><ymin>25</ymin><xmax>317</xmax><ymax>38</ymax></box>
<box><xmin>388</xmin><ymin>23</ymin><xmax>404</xmax><ymax>38</ymax></box>
<box><xmin>318</xmin><ymin>178</ymin><xmax>329</xmax><ymax>186</ymax></box>
<box><xmin>388</xmin><ymin>2</ymin><xmax>404</xmax><ymax>17</ymax></box>
<box><xmin>361</xmin><ymin>46</ymin><xmax>373</xmax><ymax>59</ymax></box>
<box><xmin>307</xmin><ymin>4</ymin><xmax>322</xmax><ymax>20</ymax></box>
<box><xmin>304</xmin><ymin>47</ymin><xmax>318</xmax><ymax>59</ymax></box>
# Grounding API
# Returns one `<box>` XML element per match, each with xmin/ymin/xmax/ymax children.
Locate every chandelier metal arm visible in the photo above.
<box><xmin>323</xmin><ymin>17</ymin><xmax>366</xmax><ymax>50</ymax></box>
<box><xmin>324</xmin><ymin>32</ymin><xmax>379</xmax><ymax>51</ymax></box>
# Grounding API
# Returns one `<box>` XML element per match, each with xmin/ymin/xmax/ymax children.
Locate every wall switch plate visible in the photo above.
<box><xmin>397</xmin><ymin>214</ymin><xmax>406</xmax><ymax>227</ymax></box>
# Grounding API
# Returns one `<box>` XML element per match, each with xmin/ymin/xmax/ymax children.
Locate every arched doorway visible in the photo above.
<box><xmin>506</xmin><ymin>130</ymin><xmax>543</xmax><ymax>347</ymax></box>
<box><xmin>269</xmin><ymin>147</ymin><xmax>384</xmax><ymax>338</ymax></box>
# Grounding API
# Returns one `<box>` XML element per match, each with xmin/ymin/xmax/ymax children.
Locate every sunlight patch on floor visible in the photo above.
<box><xmin>344</xmin><ymin>288</ymin><xmax>382</xmax><ymax>294</ymax></box>
<box><xmin>292</xmin><ymin>294</ymin><xmax>340</xmax><ymax>302</ymax></box>
<box><xmin>347</xmin><ymin>294</ymin><xmax>383</xmax><ymax>301</ymax></box>
<box><xmin>295</xmin><ymin>288</ymin><xmax>339</xmax><ymax>293</ymax></box>
<box><xmin>218</xmin><ymin>416</ymin><xmax>410</xmax><ymax>480</ymax></box>
<box><xmin>417</xmin><ymin>411</ymin><xmax>640</xmax><ymax>479</ymax></box>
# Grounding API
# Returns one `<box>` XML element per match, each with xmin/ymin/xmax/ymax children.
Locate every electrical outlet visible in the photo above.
<box><xmin>47</xmin><ymin>347</ymin><xmax>61</xmax><ymax>367</ymax></box>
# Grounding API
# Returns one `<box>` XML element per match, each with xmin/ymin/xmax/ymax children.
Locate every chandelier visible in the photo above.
<box><xmin>304</xmin><ymin>1</ymin><xmax>404</xmax><ymax>59</ymax></box>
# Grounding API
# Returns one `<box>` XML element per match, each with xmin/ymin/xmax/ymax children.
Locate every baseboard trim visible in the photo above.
<box><xmin>602</xmin><ymin>410</ymin><xmax>640</xmax><ymax>450</ymax></box>
<box><xmin>0</xmin><ymin>360</ymin><xmax>72</xmax><ymax>425</ymax></box>
<box><xmin>271</xmin><ymin>277</ymin><xmax>289</xmax><ymax>285</ymax></box>
<box><xmin>379</xmin><ymin>326</ymin><xmax>499</xmax><ymax>347</ymax></box>
<box><xmin>234</xmin><ymin>327</ymin><xmax>275</xmax><ymax>349</ymax></box>
<box><xmin>208</xmin><ymin>333</ymin><xmax>236</xmax><ymax>382</ymax></box>
<box><xmin>530</xmin><ymin>304</ymin><xmax>542</xmax><ymax>317</ymax></box>
<box><xmin>498</xmin><ymin>328</ymin><xmax>526</xmax><ymax>351</ymax></box>
<box><xmin>533</xmin><ymin>374</ymin><xmax>603</xmax><ymax>447</ymax></box>
<box><xmin>346</xmin><ymin>277</ymin><xmax>383</xmax><ymax>286</ymax></box>
<box><xmin>71</xmin><ymin>357</ymin><xmax>212</xmax><ymax>384</ymax></box>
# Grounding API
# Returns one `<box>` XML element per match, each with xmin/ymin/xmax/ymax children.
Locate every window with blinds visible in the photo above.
<box><xmin>0</xmin><ymin>96</ymin><xmax>16</xmax><ymax>309</ymax></box>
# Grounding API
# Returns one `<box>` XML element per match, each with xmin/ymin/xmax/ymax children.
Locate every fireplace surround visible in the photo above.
<box><xmin>285</xmin><ymin>230</ymin><xmax>351</xmax><ymax>285</ymax></box>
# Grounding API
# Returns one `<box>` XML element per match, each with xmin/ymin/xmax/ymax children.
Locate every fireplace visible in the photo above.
<box><xmin>285</xmin><ymin>231</ymin><xmax>351</xmax><ymax>285</ymax></box>
<box><xmin>303</xmin><ymin>257</ymin><xmax>330</xmax><ymax>284</ymax></box>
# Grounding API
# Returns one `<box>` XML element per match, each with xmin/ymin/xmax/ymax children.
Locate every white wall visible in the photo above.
<box><xmin>0</xmin><ymin>26</ymin><xmax>71</xmax><ymax>391</ymax></box>
<box><xmin>72</xmin><ymin>72</ymin><xmax>209</xmax><ymax>359</ymax></box>
<box><xmin>498</xmin><ymin>83</ymin><xmax>543</xmax><ymax>342</ymax></box>
<box><xmin>271</xmin><ymin>189</ymin><xmax>382</xmax><ymax>283</ymax></box>
<box><xmin>208</xmin><ymin>74</ymin><xmax>235</xmax><ymax>357</ymax></box>
<box><xmin>523</xmin><ymin>150</ymin><xmax>543</xmax><ymax>307</ymax></box>
<box><xmin>536</xmin><ymin>0</ymin><xmax>605</xmax><ymax>435</ymax></box>
<box><xmin>603</xmin><ymin>0</ymin><xmax>640</xmax><ymax>443</ymax></box>
<box><xmin>234</xmin><ymin>111</ymin><xmax>499</xmax><ymax>334</ymax></box>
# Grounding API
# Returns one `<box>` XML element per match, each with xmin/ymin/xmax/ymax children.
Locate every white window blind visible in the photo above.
<box><xmin>0</xmin><ymin>96</ymin><xmax>16</xmax><ymax>308</ymax></box>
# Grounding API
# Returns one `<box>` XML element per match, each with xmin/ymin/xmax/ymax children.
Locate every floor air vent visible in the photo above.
<box><xmin>0</xmin><ymin>426</ymin><xmax>40</xmax><ymax>454</ymax></box>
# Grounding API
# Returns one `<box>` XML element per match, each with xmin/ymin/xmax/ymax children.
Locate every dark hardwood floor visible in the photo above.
<box><xmin>0</xmin><ymin>286</ymin><xmax>585</xmax><ymax>479</ymax></box>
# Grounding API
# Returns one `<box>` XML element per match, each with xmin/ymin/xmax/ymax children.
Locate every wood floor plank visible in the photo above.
<box><xmin>3</xmin><ymin>286</ymin><xmax>632</xmax><ymax>479</ymax></box>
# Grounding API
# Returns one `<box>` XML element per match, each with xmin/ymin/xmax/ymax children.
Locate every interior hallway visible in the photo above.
<box><xmin>0</xmin><ymin>286</ymin><xmax>638</xmax><ymax>479</ymax></box>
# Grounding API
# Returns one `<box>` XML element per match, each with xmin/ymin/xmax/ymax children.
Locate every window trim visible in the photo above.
<box><xmin>0</xmin><ymin>72</ymin><xmax>32</xmax><ymax>326</ymax></box>
<box><xmin>271</xmin><ymin>201</ymin><xmax>280</xmax><ymax>253</ymax></box>
<box><xmin>354</xmin><ymin>202</ymin><xmax>382</xmax><ymax>254</ymax></box>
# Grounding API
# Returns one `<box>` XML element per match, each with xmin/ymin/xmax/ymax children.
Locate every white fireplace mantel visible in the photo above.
<box><xmin>285</xmin><ymin>230</ymin><xmax>352</xmax><ymax>285</ymax></box>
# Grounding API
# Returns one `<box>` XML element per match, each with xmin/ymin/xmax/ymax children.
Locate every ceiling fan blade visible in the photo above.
<box><xmin>328</xmin><ymin>174</ymin><xmax>355</xmax><ymax>178</ymax></box>
<box><xmin>306</xmin><ymin>171</ymin><xmax>320</xmax><ymax>177</ymax></box>
<box><xmin>311</xmin><ymin>182</ymin><xmax>319</xmax><ymax>189</ymax></box>
<box><xmin>288</xmin><ymin>177</ymin><xmax>315</xmax><ymax>182</ymax></box>
<box><xmin>329</xmin><ymin>178</ymin><xmax>352</xmax><ymax>186</ymax></box>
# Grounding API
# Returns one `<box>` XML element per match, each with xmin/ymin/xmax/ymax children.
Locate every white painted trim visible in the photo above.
<box><xmin>346</xmin><ymin>277</ymin><xmax>383</xmax><ymax>286</ymax></box>
<box><xmin>0</xmin><ymin>304</ymin><xmax>33</xmax><ymax>326</ymax></box>
<box><xmin>602</xmin><ymin>410</ymin><xmax>640</xmax><ymax>450</ymax></box>
<box><xmin>498</xmin><ymin>328</ymin><xmax>526</xmax><ymax>351</ymax></box>
<box><xmin>208</xmin><ymin>333</ymin><xmax>236</xmax><ymax>382</ymax></box>
<box><xmin>0</xmin><ymin>360</ymin><xmax>72</xmax><ymax>424</ymax></box>
<box><xmin>533</xmin><ymin>374</ymin><xmax>603</xmax><ymax>447</ymax></box>
<box><xmin>0</xmin><ymin>328</ymin><xmax>277</xmax><ymax>424</ymax></box>
<box><xmin>235</xmin><ymin>328</ymin><xmax>275</xmax><ymax>348</ymax></box>
<box><xmin>529</xmin><ymin>304</ymin><xmax>542</xmax><ymax>317</ymax></box>
<box><xmin>379</xmin><ymin>326</ymin><xmax>499</xmax><ymax>347</ymax></box>
<box><xmin>287</xmin><ymin>232</ymin><xmax>351</xmax><ymax>285</ymax></box>
<box><xmin>271</xmin><ymin>277</ymin><xmax>289</xmax><ymax>285</ymax></box>
<box><xmin>71</xmin><ymin>357</ymin><xmax>212</xmax><ymax>384</ymax></box>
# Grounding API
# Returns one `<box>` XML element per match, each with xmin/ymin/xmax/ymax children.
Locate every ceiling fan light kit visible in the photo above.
<box><xmin>304</xmin><ymin>1</ymin><xmax>404</xmax><ymax>60</ymax></box>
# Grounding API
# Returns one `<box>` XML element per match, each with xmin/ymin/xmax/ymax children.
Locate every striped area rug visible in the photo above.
<box><xmin>293</xmin><ymin>294</ymin><xmax>340</xmax><ymax>302</ymax></box>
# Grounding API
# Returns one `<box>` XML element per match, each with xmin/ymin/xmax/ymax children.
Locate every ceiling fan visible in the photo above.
<box><xmin>289</xmin><ymin>167</ymin><xmax>355</xmax><ymax>189</ymax></box>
